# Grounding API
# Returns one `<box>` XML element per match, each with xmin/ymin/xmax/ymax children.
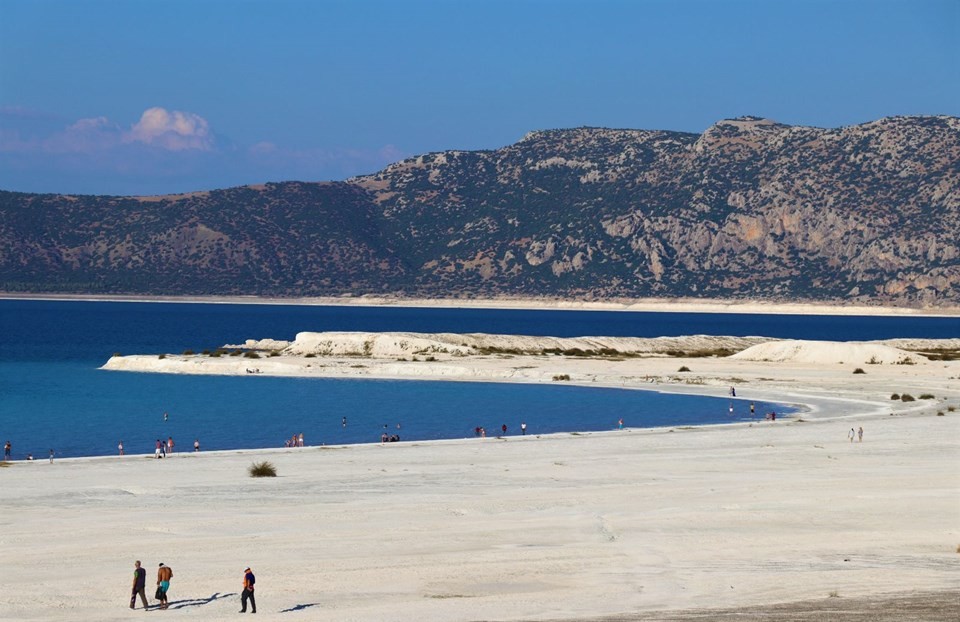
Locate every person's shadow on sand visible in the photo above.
<box><xmin>163</xmin><ymin>592</ymin><xmax>237</xmax><ymax>610</ymax></box>
<box><xmin>280</xmin><ymin>603</ymin><xmax>320</xmax><ymax>612</ymax></box>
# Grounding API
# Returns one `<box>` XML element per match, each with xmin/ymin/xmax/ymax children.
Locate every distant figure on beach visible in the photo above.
<box><xmin>156</xmin><ymin>563</ymin><xmax>172</xmax><ymax>609</ymax></box>
<box><xmin>397</xmin><ymin>422</ymin><xmax>401</xmax><ymax>429</ymax></box>
<box><xmin>848</xmin><ymin>428</ymin><xmax>856</xmax><ymax>443</ymax></box>
<box><xmin>618</xmin><ymin>418</ymin><xmax>623</xmax><ymax>430</ymax></box>
<box><xmin>858</xmin><ymin>426</ymin><xmax>863</xmax><ymax>442</ymax></box>
<box><xmin>240</xmin><ymin>567</ymin><xmax>256</xmax><ymax>613</ymax></box>
<box><xmin>163</xmin><ymin>412</ymin><xmax>168</xmax><ymax>422</ymax></box>
<box><xmin>750</xmin><ymin>402</ymin><xmax>755</xmax><ymax>415</ymax></box>
<box><xmin>194</xmin><ymin>439</ymin><xmax>200</xmax><ymax>452</ymax></box>
<box><xmin>730</xmin><ymin>386</ymin><xmax>736</xmax><ymax>397</ymax></box>
<box><xmin>4</xmin><ymin>440</ymin><xmax>10</xmax><ymax>461</ymax></box>
<box><xmin>501</xmin><ymin>423</ymin><xmax>507</xmax><ymax>435</ymax></box>
<box><xmin>167</xmin><ymin>436</ymin><xmax>175</xmax><ymax>454</ymax></box>
<box><xmin>381</xmin><ymin>432</ymin><xmax>388</xmax><ymax>444</ymax></box>
<box><xmin>521</xmin><ymin>422</ymin><xmax>527</xmax><ymax>435</ymax></box>
<box><xmin>130</xmin><ymin>560</ymin><xmax>148</xmax><ymax>610</ymax></box>
<box><xmin>342</xmin><ymin>417</ymin><xmax>347</xmax><ymax>427</ymax></box>
<box><xmin>118</xmin><ymin>441</ymin><xmax>124</xmax><ymax>456</ymax></box>
<box><xmin>298</xmin><ymin>432</ymin><xmax>304</xmax><ymax>447</ymax></box>
<box><xmin>284</xmin><ymin>439</ymin><xmax>290</xmax><ymax>448</ymax></box>
<box><xmin>155</xmin><ymin>439</ymin><xmax>163</xmax><ymax>459</ymax></box>
<box><xmin>480</xmin><ymin>427</ymin><xmax>486</xmax><ymax>438</ymax></box>
<box><xmin>48</xmin><ymin>449</ymin><xmax>54</xmax><ymax>463</ymax></box>
<box><xmin>26</xmin><ymin>453</ymin><xmax>33</xmax><ymax>461</ymax></box>
<box><xmin>729</xmin><ymin>403</ymin><xmax>734</xmax><ymax>415</ymax></box>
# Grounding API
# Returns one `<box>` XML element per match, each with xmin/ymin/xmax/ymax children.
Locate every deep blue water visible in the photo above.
<box><xmin>1</xmin><ymin>300</ymin><xmax>955</xmax><ymax>459</ymax></box>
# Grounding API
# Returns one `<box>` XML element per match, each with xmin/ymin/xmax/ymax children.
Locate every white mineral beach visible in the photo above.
<box><xmin>2</xmin><ymin>330</ymin><xmax>959</xmax><ymax>621</ymax></box>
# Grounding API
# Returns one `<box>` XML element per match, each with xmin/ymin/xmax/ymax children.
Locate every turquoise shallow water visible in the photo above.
<box><xmin>2</xmin><ymin>300</ymin><xmax>955</xmax><ymax>458</ymax></box>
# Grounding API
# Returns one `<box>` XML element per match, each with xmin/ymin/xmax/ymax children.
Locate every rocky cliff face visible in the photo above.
<box><xmin>2</xmin><ymin>115</ymin><xmax>958</xmax><ymax>305</ymax></box>
<box><xmin>351</xmin><ymin>115</ymin><xmax>960</xmax><ymax>305</ymax></box>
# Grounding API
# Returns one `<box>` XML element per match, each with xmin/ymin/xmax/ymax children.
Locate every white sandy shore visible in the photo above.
<box><xmin>3</xmin><ymin>292</ymin><xmax>959</xmax><ymax>316</ymax></box>
<box><xmin>4</xmin><ymin>334</ymin><xmax>960</xmax><ymax>621</ymax></box>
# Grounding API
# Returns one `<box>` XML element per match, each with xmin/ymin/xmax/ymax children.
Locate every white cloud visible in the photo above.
<box><xmin>124</xmin><ymin>107</ymin><xmax>214</xmax><ymax>151</ymax></box>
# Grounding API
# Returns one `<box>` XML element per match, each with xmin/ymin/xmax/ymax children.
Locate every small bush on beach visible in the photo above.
<box><xmin>853</xmin><ymin>368</ymin><xmax>865</xmax><ymax>374</ymax></box>
<box><xmin>268</xmin><ymin>351</ymin><xmax>280</xmax><ymax>357</ymax></box>
<box><xmin>890</xmin><ymin>393</ymin><xmax>900</xmax><ymax>400</ymax></box>
<box><xmin>829</xmin><ymin>591</ymin><xmax>839</xmax><ymax>598</ymax></box>
<box><xmin>201</xmin><ymin>349</ymin><xmax>210</xmax><ymax>355</ymax></box>
<box><xmin>937</xmin><ymin>411</ymin><xmax>945</xmax><ymax>416</ymax></box>
<box><xmin>552</xmin><ymin>374</ymin><xmax>571</xmax><ymax>381</ymax></box>
<box><xmin>948</xmin><ymin>406</ymin><xmax>956</xmax><ymax>412</ymax></box>
<box><xmin>244</xmin><ymin>351</ymin><xmax>260</xmax><ymax>359</ymax></box>
<box><xmin>678</xmin><ymin>365</ymin><xmax>691</xmax><ymax>372</ymax></box>
<box><xmin>229</xmin><ymin>350</ymin><xmax>242</xmax><ymax>356</ymax></box>
<box><xmin>158</xmin><ymin>353</ymin><xmax>166</xmax><ymax>360</ymax></box>
<box><xmin>248</xmin><ymin>461</ymin><xmax>277</xmax><ymax>477</ymax></box>
<box><xmin>919</xmin><ymin>393</ymin><xmax>935</xmax><ymax>400</ymax></box>
<box><xmin>305</xmin><ymin>353</ymin><xmax>316</xmax><ymax>358</ymax></box>
<box><xmin>900</xmin><ymin>394</ymin><xmax>915</xmax><ymax>402</ymax></box>
<box><xmin>183</xmin><ymin>349</ymin><xmax>194</xmax><ymax>356</ymax></box>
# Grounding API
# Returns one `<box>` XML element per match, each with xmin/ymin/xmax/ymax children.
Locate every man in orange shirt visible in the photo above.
<box><xmin>240</xmin><ymin>567</ymin><xmax>256</xmax><ymax>613</ymax></box>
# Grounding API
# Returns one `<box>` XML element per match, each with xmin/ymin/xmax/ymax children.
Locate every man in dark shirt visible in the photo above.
<box><xmin>130</xmin><ymin>560</ymin><xmax>148</xmax><ymax>609</ymax></box>
<box><xmin>240</xmin><ymin>567</ymin><xmax>256</xmax><ymax>613</ymax></box>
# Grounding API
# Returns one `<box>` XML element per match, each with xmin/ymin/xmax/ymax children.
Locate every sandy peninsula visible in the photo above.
<box><xmin>3</xmin><ymin>332</ymin><xmax>959</xmax><ymax>621</ymax></box>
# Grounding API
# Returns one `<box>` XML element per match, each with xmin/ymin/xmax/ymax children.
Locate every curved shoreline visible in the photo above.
<box><xmin>3</xmin><ymin>399</ymin><xmax>957</xmax><ymax>621</ymax></box>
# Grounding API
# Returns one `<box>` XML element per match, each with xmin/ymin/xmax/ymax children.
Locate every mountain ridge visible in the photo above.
<box><xmin>1</xmin><ymin>115</ymin><xmax>958</xmax><ymax>306</ymax></box>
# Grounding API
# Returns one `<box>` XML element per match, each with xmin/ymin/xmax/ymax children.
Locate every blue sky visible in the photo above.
<box><xmin>0</xmin><ymin>0</ymin><xmax>957</xmax><ymax>195</ymax></box>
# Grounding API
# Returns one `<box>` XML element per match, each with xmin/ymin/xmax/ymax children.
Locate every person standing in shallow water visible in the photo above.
<box><xmin>4</xmin><ymin>440</ymin><xmax>10</xmax><ymax>461</ymax></box>
<box><xmin>194</xmin><ymin>439</ymin><xmax>200</xmax><ymax>452</ymax></box>
<box><xmin>118</xmin><ymin>440</ymin><xmax>124</xmax><ymax>456</ymax></box>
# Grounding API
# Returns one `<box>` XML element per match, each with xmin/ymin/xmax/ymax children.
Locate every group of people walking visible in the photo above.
<box><xmin>4</xmin><ymin>440</ymin><xmax>55</xmax><ymax>462</ymax></box>
<box><xmin>472</xmin><ymin>421</ymin><xmax>528</xmax><ymax>438</ymax></box>
<box><xmin>130</xmin><ymin>561</ymin><xmax>255</xmax><ymax>613</ymax></box>
<box><xmin>147</xmin><ymin>436</ymin><xmax>201</xmax><ymax>458</ymax></box>
<box><xmin>284</xmin><ymin>432</ymin><xmax>305</xmax><ymax>448</ymax></box>
<box><xmin>129</xmin><ymin>561</ymin><xmax>173</xmax><ymax>610</ymax></box>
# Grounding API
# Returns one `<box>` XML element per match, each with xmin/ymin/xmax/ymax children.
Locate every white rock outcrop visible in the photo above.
<box><xmin>729</xmin><ymin>340</ymin><xmax>927</xmax><ymax>365</ymax></box>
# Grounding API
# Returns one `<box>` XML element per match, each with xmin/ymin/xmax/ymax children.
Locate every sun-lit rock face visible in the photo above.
<box><xmin>3</xmin><ymin>116</ymin><xmax>958</xmax><ymax>305</ymax></box>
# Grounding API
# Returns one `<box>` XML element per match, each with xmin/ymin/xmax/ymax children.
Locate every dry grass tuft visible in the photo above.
<box><xmin>248</xmin><ymin>461</ymin><xmax>277</xmax><ymax>478</ymax></box>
